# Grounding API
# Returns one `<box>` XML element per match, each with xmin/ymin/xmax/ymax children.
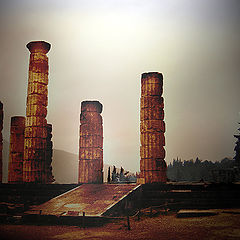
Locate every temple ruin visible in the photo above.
<box><xmin>0</xmin><ymin>101</ymin><xmax>3</xmax><ymax>183</ymax></box>
<box><xmin>139</xmin><ymin>72</ymin><xmax>167</xmax><ymax>183</ymax></box>
<box><xmin>5</xmin><ymin>40</ymin><xmax>167</xmax><ymax>185</ymax></box>
<box><xmin>78</xmin><ymin>101</ymin><xmax>103</xmax><ymax>183</ymax></box>
<box><xmin>23</xmin><ymin>41</ymin><xmax>52</xmax><ymax>183</ymax></box>
<box><xmin>8</xmin><ymin>116</ymin><xmax>25</xmax><ymax>183</ymax></box>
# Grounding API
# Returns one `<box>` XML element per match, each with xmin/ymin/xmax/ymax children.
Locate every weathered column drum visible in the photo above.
<box><xmin>8</xmin><ymin>116</ymin><xmax>25</xmax><ymax>183</ymax></box>
<box><xmin>23</xmin><ymin>41</ymin><xmax>50</xmax><ymax>183</ymax></box>
<box><xmin>78</xmin><ymin>101</ymin><xmax>103</xmax><ymax>183</ymax></box>
<box><xmin>0</xmin><ymin>101</ymin><xmax>3</xmax><ymax>183</ymax></box>
<box><xmin>139</xmin><ymin>72</ymin><xmax>167</xmax><ymax>183</ymax></box>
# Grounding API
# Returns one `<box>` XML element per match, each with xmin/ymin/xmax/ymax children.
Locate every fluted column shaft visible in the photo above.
<box><xmin>78</xmin><ymin>101</ymin><xmax>103</xmax><ymax>183</ymax></box>
<box><xmin>8</xmin><ymin>116</ymin><xmax>25</xmax><ymax>183</ymax></box>
<box><xmin>139</xmin><ymin>72</ymin><xmax>167</xmax><ymax>183</ymax></box>
<box><xmin>23</xmin><ymin>41</ymin><xmax>50</xmax><ymax>183</ymax></box>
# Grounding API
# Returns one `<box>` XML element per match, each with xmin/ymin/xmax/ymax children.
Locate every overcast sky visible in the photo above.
<box><xmin>0</xmin><ymin>0</ymin><xmax>240</xmax><ymax>176</ymax></box>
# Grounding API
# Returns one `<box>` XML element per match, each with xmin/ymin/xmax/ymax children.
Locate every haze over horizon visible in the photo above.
<box><xmin>0</xmin><ymin>0</ymin><xmax>240</xmax><ymax>181</ymax></box>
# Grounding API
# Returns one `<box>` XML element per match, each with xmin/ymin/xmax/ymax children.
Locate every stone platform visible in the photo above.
<box><xmin>176</xmin><ymin>209</ymin><xmax>218</xmax><ymax>218</ymax></box>
<box><xmin>26</xmin><ymin>184</ymin><xmax>139</xmax><ymax>217</ymax></box>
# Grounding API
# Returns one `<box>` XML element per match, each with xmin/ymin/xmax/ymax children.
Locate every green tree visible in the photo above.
<box><xmin>107</xmin><ymin>167</ymin><xmax>111</xmax><ymax>183</ymax></box>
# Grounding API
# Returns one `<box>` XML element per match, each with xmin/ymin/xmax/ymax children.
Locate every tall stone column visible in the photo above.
<box><xmin>23</xmin><ymin>41</ymin><xmax>50</xmax><ymax>183</ymax></box>
<box><xmin>139</xmin><ymin>72</ymin><xmax>167</xmax><ymax>183</ymax></box>
<box><xmin>78</xmin><ymin>101</ymin><xmax>103</xmax><ymax>183</ymax></box>
<box><xmin>8</xmin><ymin>116</ymin><xmax>25</xmax><ymax>183</ymax></box>
<box><xmin>0</xmin><ymin>101</ymin><xmax>3</xmax><ymax>183</ymax></box>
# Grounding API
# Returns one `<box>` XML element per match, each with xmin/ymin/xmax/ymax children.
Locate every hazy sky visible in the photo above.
<box><xmin>0</xmin><ymin>0</ymin><xmax>240</xmax><ymax>175</ymax></box>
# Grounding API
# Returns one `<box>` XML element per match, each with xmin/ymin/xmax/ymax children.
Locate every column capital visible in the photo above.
<box><xmin>141</xmin><ymin>72</ymin><xmax>163</xmax><ymax>79</ymax></box>
<box><xmin>81</xmin><ymin>101</ymin><xmax>103</xmax><ymax>113</ymax></box>
<box><xmin>26</xmin><ymin>41</ymin><xmax>51</xmax><ymax>54</ymax></box>
<box><xmin>11</xmin><ymin>116</ymin><xmax>25</xmax><ymax>127</ymax></box>
<box><xmin>141</xmin><ymin>72</ymin><xmax>163</xmax><ymax>85</ymax></box>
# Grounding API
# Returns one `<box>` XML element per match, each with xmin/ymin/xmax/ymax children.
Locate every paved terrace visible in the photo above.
<box><xmin>26</xmin><ymin>184</ymin><xmax>139</xmax><ymax>216</ymax></box>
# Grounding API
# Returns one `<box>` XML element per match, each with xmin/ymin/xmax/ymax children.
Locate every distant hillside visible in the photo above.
<box><xmin>52</xmin><ymin>149</ymin><xmax>79</xmax><ymax>184</ymax></box>
<box><xmin>1</xmin><ymin>141</ymin><xmax>132</xmax><ymax>184</ymax></box>
<box><xmin>52</xmin><ymin>150</ymin><xmax>129</xmax><ymax>183</ymax></box>
<box><xmin>1</xmin><ymin>142</ymin><xmax>79</xmax><ymax>184</ymax></box>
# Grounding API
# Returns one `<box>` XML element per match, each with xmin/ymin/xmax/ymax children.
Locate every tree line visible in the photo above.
<box><xmin>107</xmin><ymin>122</ymin><xmax>240</xmax><ymax>183</ymax></box>
<box><xmin>107</xmin><ymin>166</ymin><xmax>137</xmax><ymax>183</ymax></box>
<box><xmin>107</xmin><ymin>157</ymin><xmax>239</xmax><ymax>183</ymax></box>
<box><xmin>167</xmin><ymin>123</ymin><xmax>240</xmax><ymax>182</ymax></box>
<box><xmin>167</xmin><ymin>157</ymin><xmax>238</xmax><ymax>182</ymax></box>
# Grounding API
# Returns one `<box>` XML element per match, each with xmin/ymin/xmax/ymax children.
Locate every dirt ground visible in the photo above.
<box><xmin>0</xmin><ymin>210</ymin><xmax>240</xmax><ymax>240</ymax></box>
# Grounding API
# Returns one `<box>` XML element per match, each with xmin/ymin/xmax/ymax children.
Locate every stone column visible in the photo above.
<box><xmin>23</xmin><ymin>41</ymin><xmax>50</xmax><ymax>183</ymax></box>
<box><xmin>139</xmin><ymin>72</ymin><xmax>167</xmax><ymax>183</ymax></box>
<box><xmin>78</xmin><ymin>101</ymin><xmax>103</xmax><ymax>183</ymax></box>
<box><xmin>0</xmin><ymin>101</ymin><xmax>3</xmax><ymax>183</ymax></box>
<box><xmin>8</xmin><ymin>116</ymin><xmax>25</xmax><ymax>183</ymax></box>
<box><xmin>46</xmin><ymin>124</ymin><xmax>54</xmax><ymax>183</ymax></box>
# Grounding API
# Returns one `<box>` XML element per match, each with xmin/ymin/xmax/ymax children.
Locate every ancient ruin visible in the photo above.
<box><xmin>3</xmin><ymin>40</ymin><xmax>167</xmax><ymax>186</ymax></box>
<box><xmin>78</xmin><ymin>101</ymin><xmax>103</xmax><ymax>183</ymax></box>
<box><xmin>0</xmin><ymin>101</ymin><xmax>3</xmax><ymax>183</ymax></box>
<box><xmin>8</xmin><ymin>116</ymin><xmax>25</xmax><ymax>183</ymax></box>
<box><xmin>23</xmin><ymin>41</ymin><xmax>51</xmax><ymax>183</ymax></box>
<box><xmin>139</xmin><ymin>72</ymin><xmax>167</xmax><ymax>183</ymax></box>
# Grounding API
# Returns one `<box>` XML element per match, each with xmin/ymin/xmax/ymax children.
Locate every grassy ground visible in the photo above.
<box><xmin>0</xmin><ymin>210</ymin><xmax>240</xmax><ymax>240</ymax></box>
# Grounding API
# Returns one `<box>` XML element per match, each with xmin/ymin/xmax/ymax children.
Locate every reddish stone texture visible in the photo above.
<box><xmin>78</xmin><ymin>101</ymin><xmax>103</xmax><ymax>183</ymax></box>
<box><xmin>8</xmin><ymin>116</ymin><xmax>25</xmax><ymax>183</ymax></box>
<box><xmin>23</xmin><ymin>41</ymin><xmax>51</xmax><ymax>183</ymax></box>
<box><xmin>26</xmin><ymin>184</ymin><xmax>138</xmax><ymax>216</ymax></box>
<box><xmin>0</xmin><ymin>101</ymin><xmax>3</xmax><ymax>183</ymax></box>
<box><xmin>139</xmin><ymin>72</ymin><xmax>167</xmax><ymax>184</ymax></box>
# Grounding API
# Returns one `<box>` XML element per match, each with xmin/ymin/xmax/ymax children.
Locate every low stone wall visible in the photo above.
<box><xmin>102</xmin><ymin>185</ymin><xmax>142</xmax><ymax>217</ymax></box>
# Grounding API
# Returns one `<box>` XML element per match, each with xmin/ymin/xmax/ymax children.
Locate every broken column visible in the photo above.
<box><xmin>78</xmin><ymin>101</ymin><xmax>103</xmax><ymax>183</ymax></box>
<box><xmin>8</xmin><ymin>116</ymin><xmax>25</xmax><ymax>183</ymax></box>
<box><xmin>139</xmin><ymin>72</ymin><xmax>167</xmax><ymax>183</ymax></box>
<box><xmin>0</xmin><ymin>101</ymin><xmax>3</xmax><ymax>183</ymax></box>
<box><xmin>45</xmin><ymin>124</ymin><xmax>54</xmax><ymax>183</ymax></box>
<box><xmin>23</xmin><ymin>41</ymin><xmax>50</xmax><ymax>183</ymax></box>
